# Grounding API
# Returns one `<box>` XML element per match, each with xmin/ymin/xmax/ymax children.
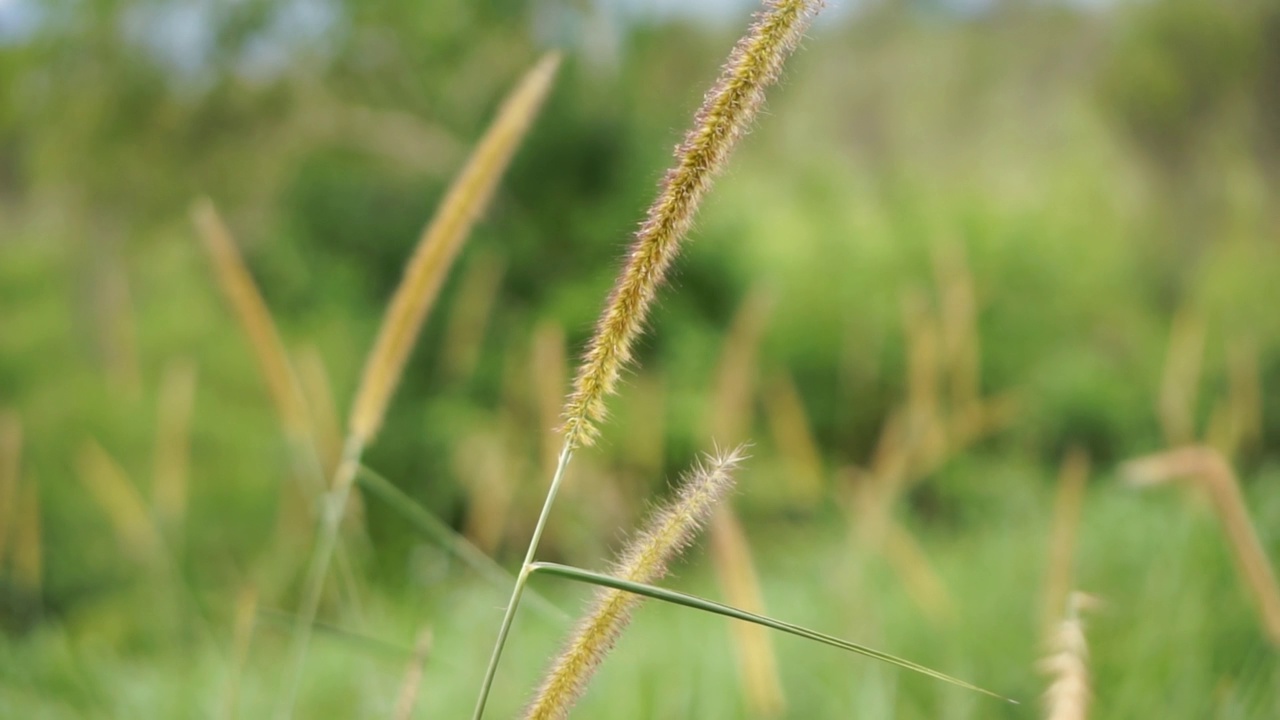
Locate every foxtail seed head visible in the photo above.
<box><xmin>523</xmin><ymin>446</ymin><xmax>746</xmax><ymax>720</ymax></box>
<box><xmin>561</xmin><ymin>0</ymin><xmax>823</xmax><ymax>448</ymax></box>
<box><xmin>192</xmin><ymin>199</ymin><xmax>311</xmax><ymax>437</ymax></box>
<box><xmin>348</xmin><ymin>52</ymin><xmax>560</xmax><ymax>444</ymax></box>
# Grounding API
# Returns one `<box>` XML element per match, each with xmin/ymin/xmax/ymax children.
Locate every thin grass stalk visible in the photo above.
<box><xmin>278</xmin><ymin>54</ymin><xmax>560</xmax><ymax>720</ymax></box>
<box><xmin>709</xmin><ymin>507</ymin><xmax>786</xmax><ymax>717</ymax></box>
<box><xmin>295</xmin><ymin>345</ymin><xmax>345</xmax><ymax>478</ymax></box>
<box><xmin>221</xmin><ymin>585</ymin><xmax>259</xmax><ymax>720</ymax></box>
<box><xmin>0</xmin><ymin>411</ymin><xmax>21</xmax><ymax>566</ymax></box>
<box><xmin>152</xmin><ymin>359</ymin><xmax>198</xmax><ymax>541</ymax></box>
<box><xmin>77</xmin><ymin>440</ymin><xmax>167</xmax><ymax>564</ymax></box>
<box><xmin>1042</xmin><ymin>448</ymin><xmax>1089</xmax><ymax>633</ymax></box>
<box><xmin>440</xmin><ymin>250</ymin><xmax>506</xmax><ymax>384</ymax></box>
<box><xmin>932</xmin><ymin>241</ymin><xmax>980</xmax><ymax>416</ymax></box>
<box><xmin>1123</xmin><ymin>446</ymin><xmax>1280</xmax><ymax>645</ymax></box>
<box><xmin>523</xmin><ymin>448</ymin><xmax>744</xmax><ymax>720</ymax></box>
<box><xmin>13</xmin><ymin>476</ymin><xmax>41</xmax><ymax>596</ymax></box>
<box><xmin>475</xmin><ymin>4</ymin><xmax>823</xmax><ymax>716</ymax></box>
<box><xmin>763</xmin><ymin>371</ymin><xmax>825</xmax><ymax>506</ymax></box>
<box><xmin>392</xmin><ymin>628</ymin><xmax>435</xmax><ymax>720</ymax></box>
<box><xmin>1157</xmin><ymin>308</ymin><xmax>1205</xmax><ymax>447</ymax></box>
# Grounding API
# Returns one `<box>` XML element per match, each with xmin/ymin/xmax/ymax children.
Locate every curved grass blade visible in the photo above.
<box><xmin>356</xmin><ymin>465</ymin><xmax>564</xmax><ymax>621</ymax></box>
<box><xmin>528</xmin><ymin>562</ymin><xmax>1015</xmax><ymax>704</ymax></box>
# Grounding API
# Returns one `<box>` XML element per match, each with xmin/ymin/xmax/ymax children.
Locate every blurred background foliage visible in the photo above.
<box><xmin>1</xmin><ymin>0</ymin><xmax>1279</xmax><ymax>717</ymax></box>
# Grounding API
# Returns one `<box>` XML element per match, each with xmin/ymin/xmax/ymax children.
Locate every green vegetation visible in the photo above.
<box><xmin>1</xmin><ymin>0</ymin><xmax>1278</xmax><ymax>717</ymax></box>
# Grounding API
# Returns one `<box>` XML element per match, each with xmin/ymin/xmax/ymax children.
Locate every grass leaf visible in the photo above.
<box><xmin>528</xmin><ymin>561</ymin><xmax>1016</xmax><ymax>704</ymax></box>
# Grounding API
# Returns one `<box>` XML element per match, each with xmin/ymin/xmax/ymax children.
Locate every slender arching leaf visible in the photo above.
<box><xmin>528</xmin><ymin>561</ymin><xmax>1016</xmax><ymax>703</ymax></box>
<box><xmin>356</xmin><ymin>465</ymin><xmax>565</xmax><ymax>621</ymax></box>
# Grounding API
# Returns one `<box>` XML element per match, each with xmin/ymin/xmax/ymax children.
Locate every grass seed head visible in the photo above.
<box><xmin>562</xmin><ymin>0</ymin><xmax>824</xmax><ymax>448</ymax></box>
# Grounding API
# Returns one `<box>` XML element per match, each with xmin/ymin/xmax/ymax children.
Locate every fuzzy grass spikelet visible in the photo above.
<box><xmin>562</xmin><ymin>0</ymin><xmax>823</xmax><ymax>448</ymax></box>
<box><xmin>523</xmin><ymin>446</ymin><xmax>746</xmax><ymax>720</ymax></box>
<box><xmin>1040</xmin><ymin>593</ymin><xmax>1093</xmax><ymax>720</ymax></box>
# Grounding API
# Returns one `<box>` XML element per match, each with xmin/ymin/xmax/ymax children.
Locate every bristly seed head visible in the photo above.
<box><xmin>523</xmin><ymin>446</ymin><xmax>747</xmax><ymax>720</ymax></box>
<box><xmin>561</xmin><ymin>0</ymin><xmax>824</xmax><ymax>449</ymax></box>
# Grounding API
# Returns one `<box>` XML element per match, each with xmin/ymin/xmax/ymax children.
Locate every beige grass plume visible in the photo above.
<box><xmin>524</xmin><ymin>446</ymin><xmax>746</xmax><ymax>720</ymax></box>
<box><xmin>562</xmin><ymin>0</ymin><xmax>824</xmax><ymax>448</ymax></box>
<box><xmin>1040</xmin><ymin>592</ymin><xmax>1094</xmax><ymax>720</ymax></box>
<box><xmin>348</xmin><ymin>52</ymin><xmax>560</xmax><ymax>445</ymax></box>
<box><xmin>1122</xmin><ymin>446</ymin><xmax>1280</xmax><ymax>646</ymax></box>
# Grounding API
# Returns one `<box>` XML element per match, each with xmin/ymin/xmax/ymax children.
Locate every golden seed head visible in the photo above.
<box><xmin>348</xmin><ymin>52</ymin><xmax>560</xmax><ymax>444</ymax></box>
<box><xmin>524</xmin><ymin>446</ymin><xmax>746</xmax><ymax>720</ymax></box>
<box><xmin>192</xmin><ymin>199</ymin><xmax>312</xmax><ymax>437</ymax></box>
<box><xmin>561</xmin><ymin>0</ymin><xmax>823</xmax><ymax>449</ymax></box>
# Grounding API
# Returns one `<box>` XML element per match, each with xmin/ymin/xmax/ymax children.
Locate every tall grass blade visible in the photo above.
<box><xmin>527</xmin><ymin>562</ymin><xmax>1013</xmax><ymax>703</ymax></box>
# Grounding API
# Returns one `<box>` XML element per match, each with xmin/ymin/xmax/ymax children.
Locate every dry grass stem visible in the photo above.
<box><xmin>77</xmin><ymin>440</ymin><xmax>166</xmax><ymax>564</ymax></box>
<box><xmin>562</xmin><ymin>0</ymin><xmax>824</xmax><ymax>448</ymax></box>
<box><xmin>295</xmin><ymin>346</ymin><xmax>344</xmax><ymax>478</ymax></box>
<box><xmin>12</xmin><ymin>478</ymin><xmax>41</xmax><ymax>594</ymax></box>
<box><xmin>1123</xmin><ymin>446</ymin><xmax>1280</xmax><ymax>645</ymax></box>
<box><xmin>932</xmin><ymin>242</ymin><xmax>980</xmax><ymax>415</ymax></box>
<box><xmin>440</xmin><ymin>250</ymin><xmax>507</xmax><ymax>384</ymax></box>
<box><xmin>763</xmin><ymin>371</ymin><xmax>825</xmax><ymax>506</ymax></box>
<box><xmin>457</xmin><ymin>428</ymin><xmax>517</xmax><ymax>555</ymax></box>
<box><xmin>524</xmin><ymin>446</ymin><xmax>746</xmax><ymax>720</ymax></box>
<box><xmin>0</xmin><ymin>411</ymin><xmax>21</xmax><ymax>566</ymax></box>
<box><xmin>192</xmin><ymin>200</ymin><xmax>312</xmax><ymax>438</ymax></box>
<box><xmin>709</xmin><ymin>289</ymin><xmax>773</xmax><ymax>442</ymax></box>
<box><xmin>348</xmin><ymin>52</ymin><xmax>560</xmax><ymax>444</ymax></box>
<box><xmin>1040</xmin><ymin>592</ymin><xmax>1093</xmax><ymax>720</ymax></box>
<box><xmin>221</xmin><ymin>584</ymin><xmax>260</xmax><ymax>720</ymax></box>
<box><xmin>392</xmin><ymin>628</ymin><xmax>435</xmax><ymax>720</ymax></box>
<box><xmin>709</xmin><ymin>506</ymin><xmax>786</xmax><ymax>717</ymax></box>
<box><xmin>152</xmin><ymin>359</ymin><xmax>198</xmax><ymax>535</ymax></box>
<box><xmin>530</xmin><ymin>322</ymin><xmax>569</xmax><ymax>479</ymax></box>
<box><xmin>1042</xmin><ymin>448</ymin><xmax>1089</xmax><ymax>633</ymax></box>
<box><xmin>1206</xmin><ymin>337</ymin><xmax>1262</xmax><ymax>459</ymax></box>
<box><xmin>1157</xmin><ymin>308</ymin><xmax>1205</xmax><ymax>447</ymax></box>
